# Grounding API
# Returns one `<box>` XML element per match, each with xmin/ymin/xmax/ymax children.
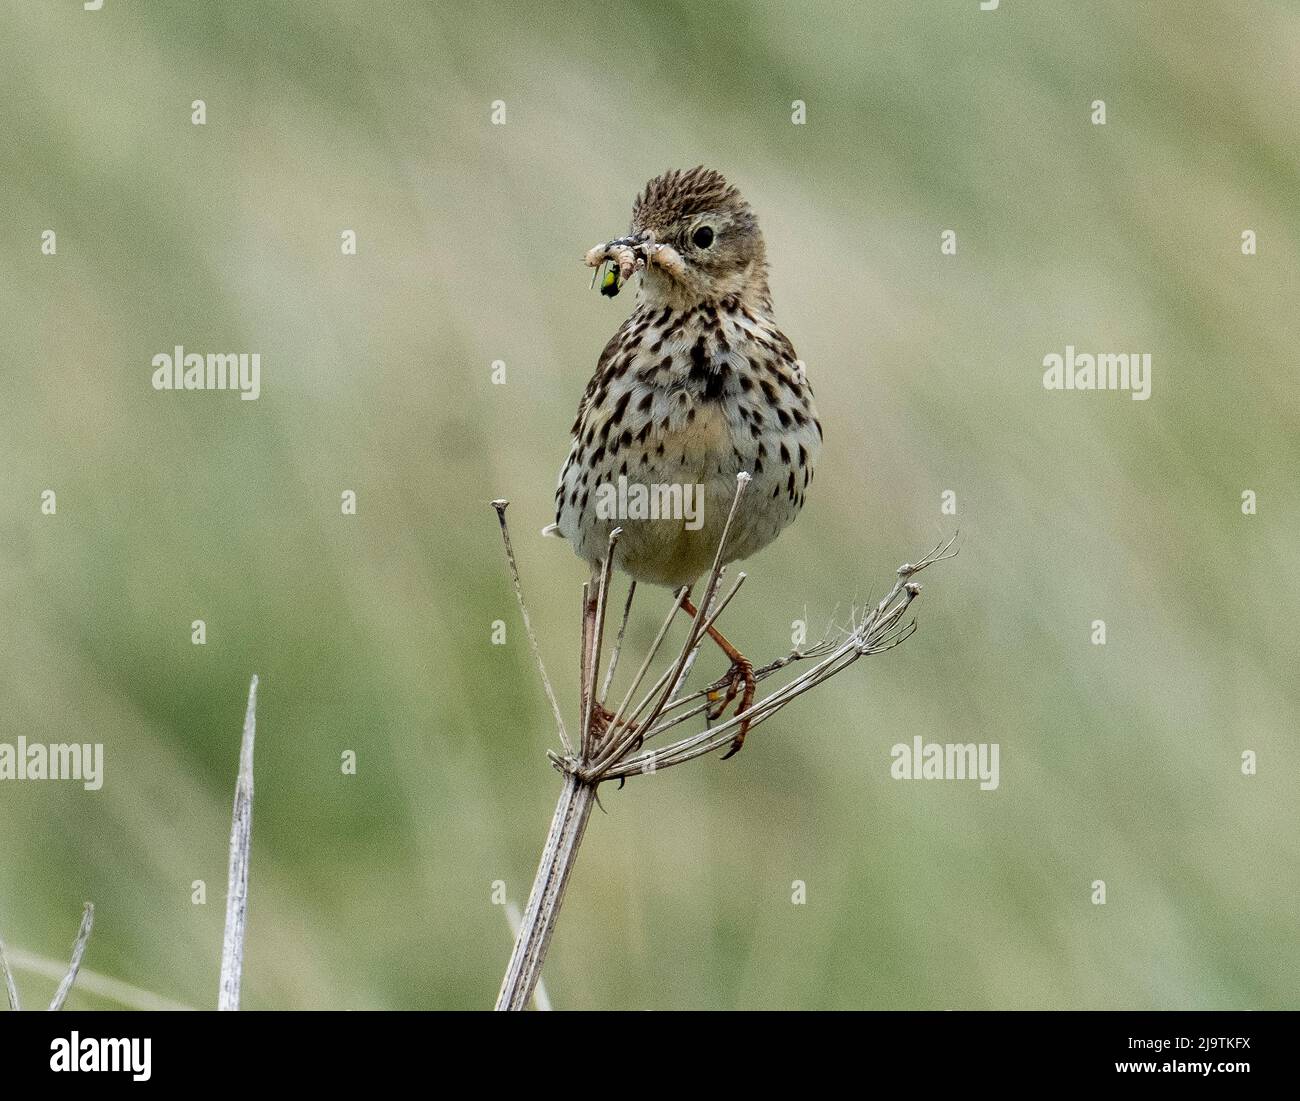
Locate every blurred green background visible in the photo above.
<box><xmin>1</xmin><ymin>0</ymin><xmax>1296</xmax><ymax>1010</ymax></box>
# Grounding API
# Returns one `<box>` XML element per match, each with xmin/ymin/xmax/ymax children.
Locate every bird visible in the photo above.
<box><xmin>549</xmin><ymin>167</ymin><xmax>822</xmax><ymax>757</ymax></box>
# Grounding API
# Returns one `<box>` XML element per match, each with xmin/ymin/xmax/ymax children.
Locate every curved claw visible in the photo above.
<box><xmin>714</xmin><ymin>659</ymin><xmax>755</xmax><ymax>759</ymax></box>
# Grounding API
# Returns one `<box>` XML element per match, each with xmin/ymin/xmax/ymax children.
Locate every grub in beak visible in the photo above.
<box><xmin>585</xmin><ymin>230</ymin><xmax>686</xmax><ymax>290</ymax></box>
<box><xmin>585</xmin><ymin>233</ymin><xmax>651</xmax><ymax>281</ymax></box>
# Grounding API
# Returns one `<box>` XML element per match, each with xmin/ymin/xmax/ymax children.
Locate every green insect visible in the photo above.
<box><xmin>598</xmin><ymin>262</ymin><xmax>622</xmax><ymax>298</ymax></box>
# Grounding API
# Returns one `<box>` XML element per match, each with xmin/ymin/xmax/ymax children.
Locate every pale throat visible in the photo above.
<box><xmin>636</xmin><ymin>258</ymin><xmax>769</xmax><ymax>314</ymax></box>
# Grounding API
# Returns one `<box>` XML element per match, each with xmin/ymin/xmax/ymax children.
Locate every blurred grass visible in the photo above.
<box><xmin>0</xmin><ymin>0</ymin><xmax>1296</xmax><ymax>1009</ymax></box>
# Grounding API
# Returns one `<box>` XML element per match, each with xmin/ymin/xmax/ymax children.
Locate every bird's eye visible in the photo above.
<box><xmin>692</xmin><ymin>225</ymin><xmax>714</xmax><ymax>249</ymax></box>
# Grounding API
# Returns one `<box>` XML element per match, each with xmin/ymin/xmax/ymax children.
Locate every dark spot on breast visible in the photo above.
<box><xmin>704</xmin><ymin>363</ymin><xmax>728</xmax><ymax>401</ymax></box>
<box><xmin>779</xmin><ymin>442</ymin><xmax>790</xmax><ymax>463</ymax></box>
<box><xmin>687</xmin><ymin>338</ymin><xmax>727</xmax><ymax>401</ymax></box>
<box><xmin>637</xmin><ymin>391</ymin><xmax>653</xmax><ymax>413</ymax></box>
<box><xmin>689</xmin><ymin>336</ymin><xmax>708</xmax><ymax>374</ymax></box>
<box><xmin>776</xmin><ymin>407</ymin><xmax>791</xmax><ymax>429</ymax></box>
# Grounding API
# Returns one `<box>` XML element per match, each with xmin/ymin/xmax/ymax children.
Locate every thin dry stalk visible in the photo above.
<box><xmin>2</xmin><ymin>902</ymin><xmax>100</xmax><ymax>1012</ymax></box>
<box><xmin>579</xmin><ymin>530</ymin><xmax>621</xmax><ymax>757</ymax></box>
<box><xmin>0</xmin><ymin>932</ymin><xmax>21</xmax><ymax>1010</ymax></box>
<box><xmin>218</xmin><ymin>674</ymin><xmax>258</xmax><ymax>1011</ymax></box>
<box><xmin>48</xmin><ymin>902</ymin><xmax>94</xmax><ymax>1011</ymax></box>
<box><xmin>5</xmin><ymin>949</ymin><xmax>192</xmax><ymax>1011</ymax></box>
<box><xmin>504</xmin><ymin>903</ymin><xmax>551</xmax><ymax>1010</ymax></box>
<box><xmin>599</xmin><ymin>580</ymin><xmax>636</xmax><ymax>705</ymax></box>
<box><xmin>494</xmin><ymin>772</ymin><xmax>596</xmax><ymax>1010</ymax></box>
<box><xmin>495</xmin><ymin>501</ymin><xmax>574</xmax><ymax>756</ymax></box>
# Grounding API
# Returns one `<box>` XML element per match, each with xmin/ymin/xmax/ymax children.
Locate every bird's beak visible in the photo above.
<box><xmin>585</xmin><ymin>234</ymin><xmax>644</xmax><ymax>298</ymax></box>
<box><xmin>584</xmin><ymin>231</ymin><xmax>683</xmax><ymax>297</ymax></box>
<box><xmin>585</xmin><ymin>234</ymin><xmax>648</xmax><ymax>277</ymax></box>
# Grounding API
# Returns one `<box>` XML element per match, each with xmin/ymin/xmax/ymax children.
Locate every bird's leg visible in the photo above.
<box><xmin>680</xmin><ymin>596</ymin><xmax>755</xmax><ymax>759</ymax></box>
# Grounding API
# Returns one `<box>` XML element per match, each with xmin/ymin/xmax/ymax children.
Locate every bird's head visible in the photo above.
<box><xmin>585</xmin><ymin>167</ymin><xmax>770</xmax><ymax>312</ymax></box>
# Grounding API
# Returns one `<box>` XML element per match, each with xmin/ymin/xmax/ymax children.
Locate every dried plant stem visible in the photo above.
<box><xmin>5</xmin><ymin>950</ymin><xmax>191</xmax><ymax>1011</ymax></box>
<box><xmin>579</xmin><ymin>530</ymin><xmax>620</xmax><ymax>757</ymax></box>
<box><xmin>596</xmin><ymin>585</ymin><xmax>687</xmax><ymax>752</ymax></box>
<box><xmin>494</xmin><ymin>501</ymin><xmax>574</xmax><ymax>756</ymax></box>
<box><xmin>218</xmin><ymin>674</ymin><xmax>258</xmax><ymax>1011</ymax></box>
<box><xmin>48</xmin><ymin>903</ymin><xmax>94</xmax><ymax>1011</ymax></box>
<box><xmin>492</xmin><ymin>482</ymin><xmax>956</xmax><ymax>1009</ymax></box>
<box><xmin>2</xmin><ymin>902</ymin><xmax>100</xmax><ymax>1012</ymax></box>
<box><xmin>504</xmin><ymin>903</ymin><xmax>551</xmax><ymax>1010</ymax></box>
<box><xmin>495</xmin><ymin>506</ymin><xmax>612</xmax><ymax>1011</ymax></box>
<box><xmin>599</xmin><ymin>580</ymin><xmax>636</xmax><ymax>705</ymax></box>
<box><xmin>0</xmin><ymin>932</ymin><xmax>21</xmax><ymax>1011</ymax></box>
<box><xmin>588</xmin><ymin>477</ymin><xmax>751</xmax><ymax>775</ymax></box>
<box><xmin>664</xmin><ymin>571</ymin><xmax>742</xmax><ymax>709</ymax></box>
<box><xmin>494</xmin><ymin>772</ymin><xmax>596</xmax><ymax>1010</ymax></box>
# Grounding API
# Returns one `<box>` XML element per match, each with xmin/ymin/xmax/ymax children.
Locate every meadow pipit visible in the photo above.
<box><xmin>550</xmin><ymin>167</ymin><xmax>822</xmax><ymax>757</ymax></box>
